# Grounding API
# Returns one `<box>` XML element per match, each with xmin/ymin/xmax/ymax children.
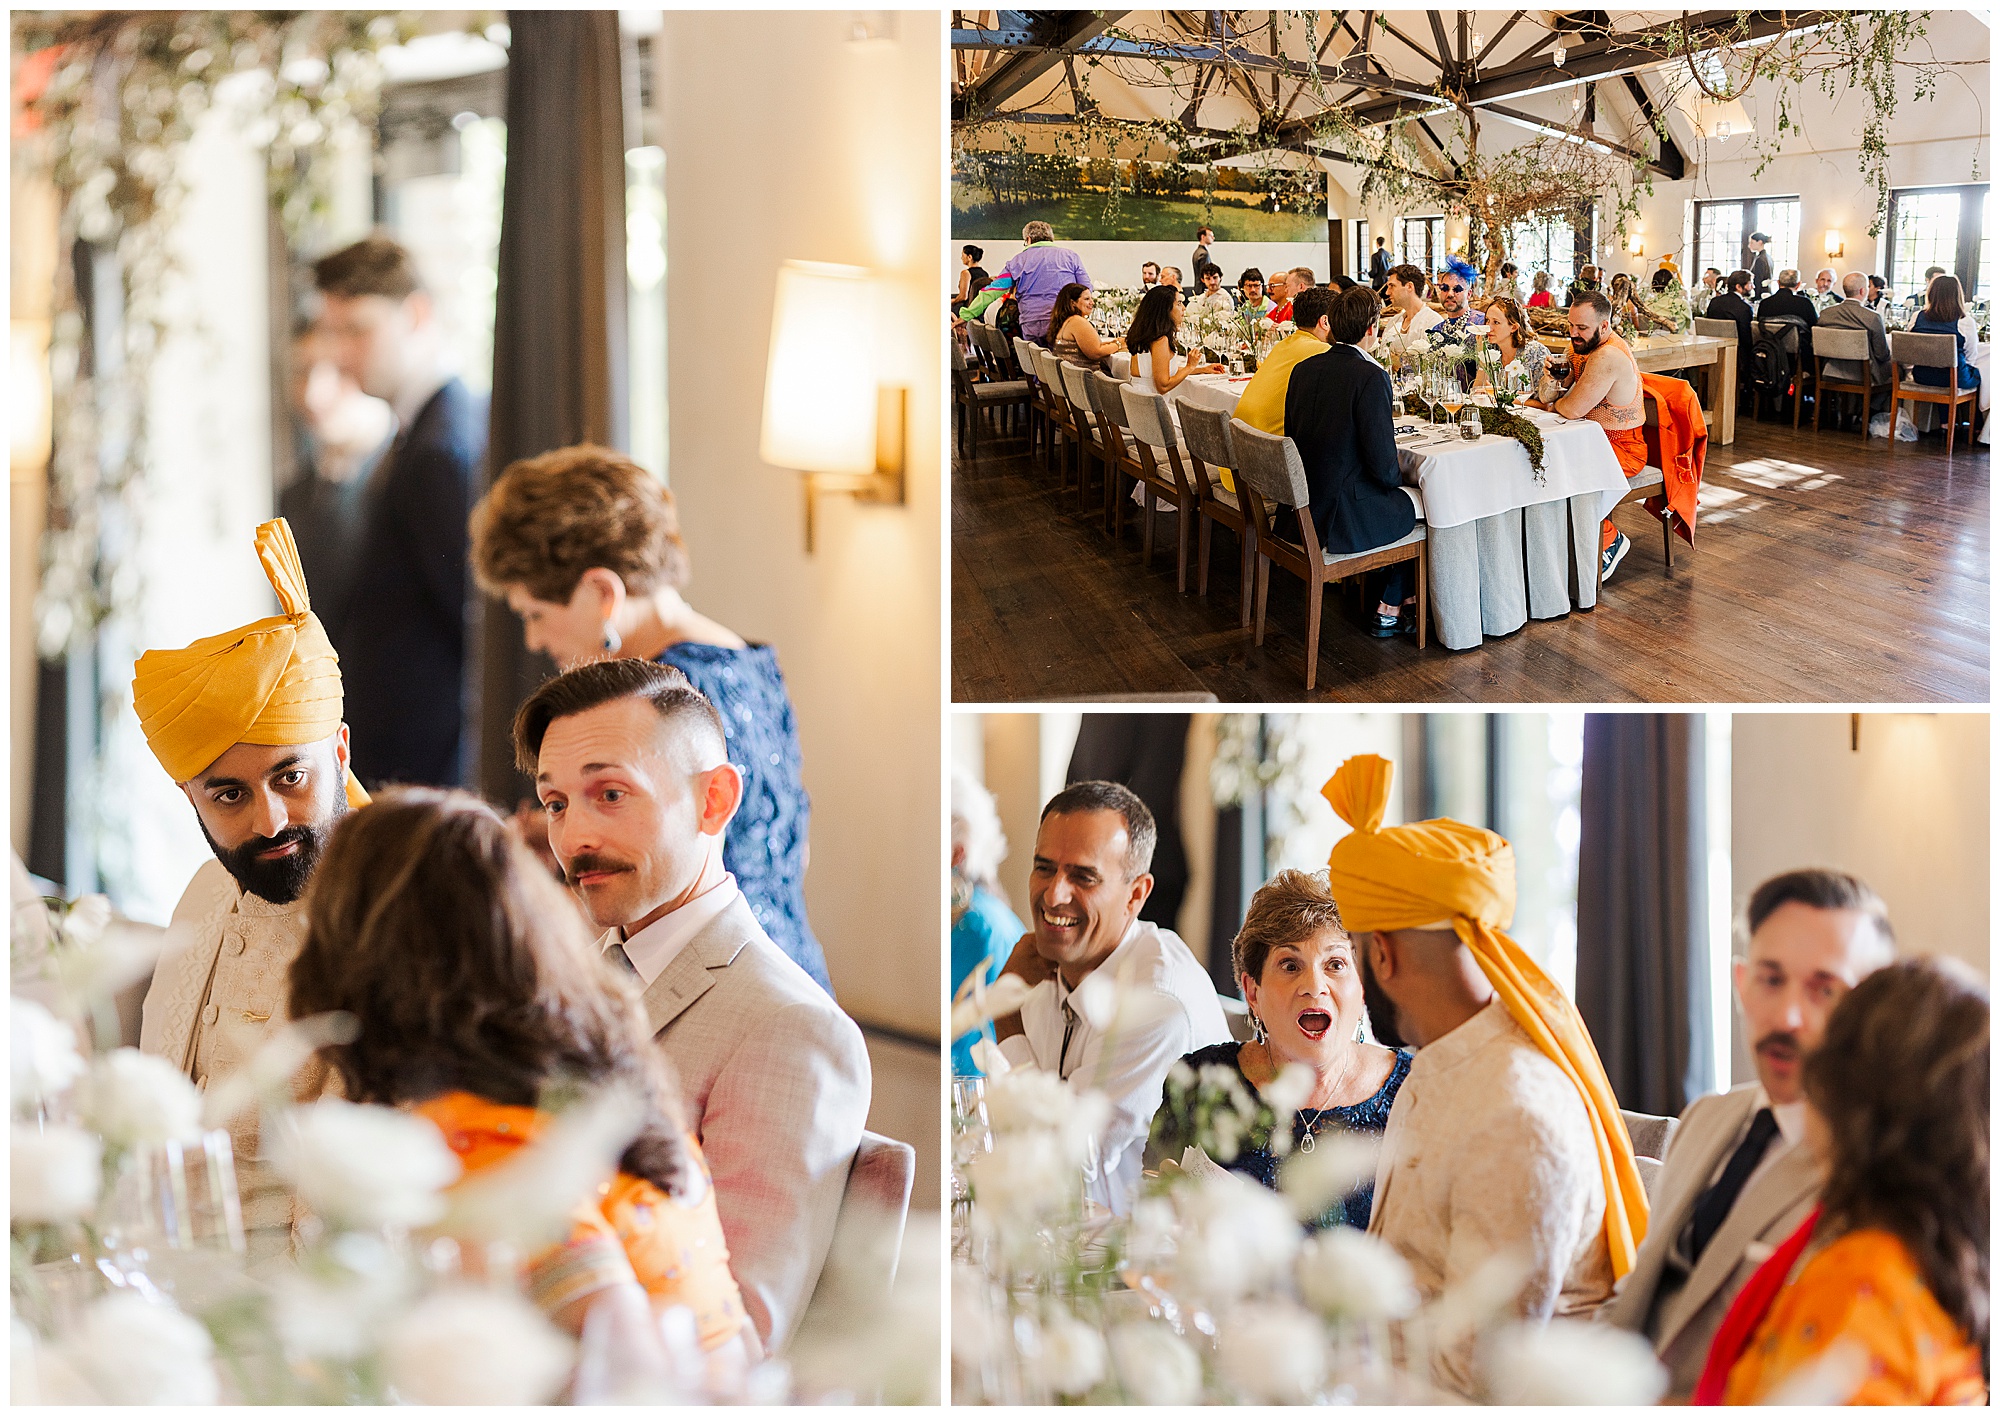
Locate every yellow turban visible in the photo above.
<box><xmin>132</xmin><ymin>519</ymin><xmax>369</xmax><ymax>809</ymax></box>
<box><xmin>1323</xmin><ymin>754</ymin><xmax>1648</xmax><ymax>1279</ymax></box>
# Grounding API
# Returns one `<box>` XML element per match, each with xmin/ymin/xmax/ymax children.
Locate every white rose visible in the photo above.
<box><xmin>76</xmin><ymin>1049</ymin><xmax>202</xmax><ymax>1150</ymax></box>
<box><xmin>1172</xmin><ymin>1170</ymin><xmax>1303</xmax><ymax>1300</ymax></box>
<box><xmin>11</xmin><ymin>998</ymin><xmax>86</xmax><ymax>1113</ymax></box>
<box><xmin>1263</xmin><ymin>1061</ymin><xmax>1314</xmax><ymax>1116</ymax></box>
<box><xmin>1040</xmin><ymin>1312</ymin><xmax>1108</xmax><ymax>1396</ymax></box>
<box><xmin>949</xmin><ymin>971</ymin><xmax>1034</xmax><ymax>1041</ymax></box>
<box><xmin>1215</xmin><ymin>1299</ymin><xmax>1326</xmax><ymax>1403</ymax></box>
<box><xmin>11</xmin><ymin>1122</ymin><xmax>102</xmax><ymax>1223</ymax></box>
<box><xmin>1484</xmin><ymin>346</ymin><xmax>1503</xmax><ymax>362</ymax></box>
<box><xmin>271</xmin><ymin>1098</ymin><xmax>460</xmax><ymax>1230</ymax></box>
<box><xmin>964</xmin><ymin>1127</ymin><xmax>1073</xmax><ymax>1234</ymax></box>
<box><xmin>949</xmin><ymin>1264</ymin><xmax>1007</xmax><ymax>1364</ymax></box>
<box><xmin>1481</xmin><ymin>1318</ymin><xmax>1667</xmax><ymax>1406</ymax></box>
<box><xmin>270</xmin><ymin>1239</ymin><xmax>413</xmax><ymax>1361</ymax></box>
<box><xmin>60</xmin><ymin>1293</ymin><xmax>218</xmax><ymax>1405</ymax></box>
<box><xmin>1441</xmin><ymin>342</ymin><xmax>1466</xmax><ymax>360</ymax></box>
<box><xmin>1108</xmin><ymin>1320</ymin><xmax>1202</xmax><ymax>1405</ymax></box>
<box><xmin>1296</xmin><ymin>1225</ymin><xmax>1419</xmax><ymax>1320</ymax></box>
<box><xmin>1276</xmin><ymin>1131</ymin><xmax>1380</xmax><ymax>1223</ymax></box>
<box><xmin>982</xmin><ymin>1068</ymin><xmax>1073</xmax><ymax>1134</ymax></box>
<box><xmin>383</xmin><ymin>1287</ymin><xmax>573</xmax><ymax>1405</ymax></box>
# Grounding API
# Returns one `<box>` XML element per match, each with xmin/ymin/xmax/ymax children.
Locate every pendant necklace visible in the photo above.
<box><xmin>1293</xmin><ymin>1050</ymin><xmax>1356</xmax><ymax>1154</ymax></box>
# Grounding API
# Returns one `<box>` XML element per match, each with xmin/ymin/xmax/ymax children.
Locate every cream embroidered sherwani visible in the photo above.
<box><xmin>1369</xmin><ymin>999</ymin><xmax>1615</xmax><ymax>1399</ymax></box>
<box><xmin>139</xmin><ymin>859</ymin><xmax>326</xmax><ymax>1263</ymax></box>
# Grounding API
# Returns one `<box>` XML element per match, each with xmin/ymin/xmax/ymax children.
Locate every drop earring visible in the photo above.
<box><xmin>1354</xmin><ymin>1019</ymin><xmax>1366</xmax><ymax>1044</ymax></box>
<box><xmin>1249</xmin><ymin>1010</ymin><xmax>1268</xmax><ymax>1044</ymax></box>
<box><xmin>602</xmin><ymin>621</ymin><xmax>622</xmax><ymax>655</ymax></box>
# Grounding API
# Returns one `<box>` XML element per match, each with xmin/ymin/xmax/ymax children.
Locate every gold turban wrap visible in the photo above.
<box><xmin>1323</xmin><ymin>753</ymin><xmax>1648</xmax><ymax>1279</ymax></box>
<box><xmin>132</xmin><ymin>519</ymin><xmax>369</xmax><ymax>809</ymax></box>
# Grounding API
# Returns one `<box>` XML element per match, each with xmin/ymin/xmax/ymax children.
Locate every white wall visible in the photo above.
<box><xmin>1730</xmin><ymin>713</ymin><xmax>1989</xmax><ymax>978</ymax></box>
<box><xmin>658</xmin><ymin>12</ymin><xmax>940</xmax><ymax>1040</ymax></box>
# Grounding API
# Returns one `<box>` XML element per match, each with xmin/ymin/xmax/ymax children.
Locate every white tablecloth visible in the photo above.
<box><xmin>1975</xmin><ymin>341</ymin><xmax>1991</xmax><ymax>445</ymax></box>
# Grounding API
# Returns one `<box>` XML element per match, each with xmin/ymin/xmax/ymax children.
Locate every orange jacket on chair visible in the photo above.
<box><xmin>1640</xmin><ymin>372</ymin><xmax>1706</xmax><ymax>546</ymax></box>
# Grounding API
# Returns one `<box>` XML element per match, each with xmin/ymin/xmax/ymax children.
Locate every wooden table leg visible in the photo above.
<box><xmin>1714</xmin><ymin>342</ymin><xmax>1738</xmax><ymax>445</ymax></box>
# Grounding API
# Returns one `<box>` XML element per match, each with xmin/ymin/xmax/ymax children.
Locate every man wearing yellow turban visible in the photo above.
<box><xmin>1322</xmin><ymin>754</ymin><xmax>1648</xmax><ymax>1400</ymax></box>
<box><xmin>134</xmin><ymin>518</ymin><xmax>366</xmax><ymax>1265</ymax></box>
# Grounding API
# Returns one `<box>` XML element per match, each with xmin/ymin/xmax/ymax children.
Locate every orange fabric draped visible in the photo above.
<box><xmin>1640</xmin><ymin>371</ymin><xmax>1708</xmax><ymax>547</ymax></box>
<box><xmin>1321</xmin><ymin>753</ymin><xmax>1650</xmax><ymax>1280</ymax></box>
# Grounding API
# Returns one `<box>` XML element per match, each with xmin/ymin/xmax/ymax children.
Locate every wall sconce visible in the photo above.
<box><xmin>1824</xmin><ymin>229</ymin><xmax>1845</xmax><ymax>259</ymax></box>
<box><xmin>759</xmin><ymin>260</ymin><xmax>907</xmax><ymax>553</ymax></box>
<box><xmin>1628</xmin><ymin>233</ymin><xmax>1645</xmax><ymax>257</ymax></box>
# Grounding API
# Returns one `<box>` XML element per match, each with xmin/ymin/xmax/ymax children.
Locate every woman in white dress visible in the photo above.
<box><xmin>1125</xmin><ymin>285</ymin><xmax>1223</xmax><ymax>401</ymax></box>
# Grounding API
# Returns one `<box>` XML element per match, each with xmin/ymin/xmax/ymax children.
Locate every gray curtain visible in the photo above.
<box><xmin>1575</xmin><ymin>714</ymin><xmax>1713</xmax><ymax>1118</ymax></box>
<box><xmin>471</xmin><ymin>9</ymin><xmax>630</xmax><ymax>804</ymax></box>
<box><xmin>1067</xmin><ymin>715</ymin><xmax>1191</xmax><ymax>932</ymax></box>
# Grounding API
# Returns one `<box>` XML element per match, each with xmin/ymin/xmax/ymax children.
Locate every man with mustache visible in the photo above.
<box><xmin>989</xmin><ymin>780</ymin><xmax>1231</xmax><ymax>1214</ymax></box>
<box><xmin>517</xmin><ymin>657</ymin><xmax>867</xmax><ymax>1354</ymax></box>
<box><xmin>136</xmin><ymin>519</ymin><xmax>370</xmax><ymax>1264</ymax></box>
<box><xmin>1604</xmin><ymin>868</ymin><xmax>1894</xmax><ymax>1399</ymax></box>
<box><xmin>1524</xmin><ymin>290</ymin><xmax>1650</xmax><ymax>583</ymax></box>
<box><xmin>1326</xmin><ymin>754</ymin><xmax>1646</xmax><ymax>1401</ymax></box>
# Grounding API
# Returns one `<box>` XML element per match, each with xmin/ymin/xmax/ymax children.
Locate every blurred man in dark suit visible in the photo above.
<box><xmin>314</xmin><ymin>235</ymin><xmax>486</xmax><ymax>789</ymax></box>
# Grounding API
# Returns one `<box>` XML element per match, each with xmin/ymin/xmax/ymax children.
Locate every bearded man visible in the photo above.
<box><xmin>1325</xmin><ymin>754</ymin><xmax>1648</xmax><ymax>1401</ymax></box>
<box><xmin>1524</xmin><ymin>290</ymin><xmax>1650</xmax><ymax>582</ymax></box>
<box><xmin>135</xmin><ymin>518</ymin><xmax>368</xmax><ymax>1263</ymax></box>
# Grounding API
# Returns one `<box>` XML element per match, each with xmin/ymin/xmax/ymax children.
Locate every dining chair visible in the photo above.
<box><xmin>1058</xmin><ymin>361</ymin><xmax>1117</xmax><ymax>516</ymax></box>
<box><xmin>1229</xmin><ymin>417</ymin><xmax>1428</xmax><ymax>693</ymax></box>
<box><xmin>1086</xmin><ymin>371</ymin><xmax>1150</xmax><ymax>541</ymax></box>
<box><xmin>1012</xmin><ymin>335</ymin><xmax>1055</xmax><ymax>472</ymax></box>
<box><xmin>1888</xmin><ymin>330</ymin><xmax>1981</xmax><ymax>454</ymax></box>
<box><xmin>1116</xmin><ymin>384</ymin><xmax>1199</xmax><ymax>591</ymax></box>
<box><xmin>1029</xmin><ymin>345</ymin><xmax>1084</xmax><ymax>493</ymax></box>
<box><xmin>1810</xmin><ymin>325</ymin><xmax>1877</xmax><ymax>436</ymax></box>
<box><xmin>950</xmin><ymin>338</ymin><xmax>1029</xmax><ymax>462</ymax></box>
<box><xmin>1174</xmin><ymin>402</ymin><xmax>1255</xmax><ymax>626</ymax></box>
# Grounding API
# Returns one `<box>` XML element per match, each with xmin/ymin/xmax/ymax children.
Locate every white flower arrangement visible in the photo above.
<box><xmin>1215</xmin><ymin>1298</ymin><xmax>1327</xmax><ymax>1402</ymax></box>
<box><xmin>1108</xmin><ymin>1321</ymin><xmax>1204</xmax><ymax>1404</ymax></box>
<box><xmin>75</xmin><ymin>1047</ymin><xmax>202</xmax><ymax>1151</ymax></box>
<box><xmin>1038</xmin><ymin>1311</ymin><xmax>1109</xmax><ymax>1396</ymax></box>
<box><xmin>45</xmin><ymin>1292</ymin><xmax>220</xmax><ymax>1405</ymax></box>
<box><xmin>10</xmin><ymin>1122</ymin><xmax>103</xmax><ymax>1223</ymax></box>
<box><xmin>270</xmin><ymin>1097</ymin><xmax>462</xmax><ymax>1231</ymax></box>
<box><xmin>382</xmin><ymin>1286</ymin><xmax>575</xmax><ymax>1406</ymax></box>
<box><xmin>1480</xmin><ymin>1318</ymin><xmax>1667</xmax><ymax>1406</ymax></box>
<box><xmin>1169</xmin><ymin>1170</ymin><xmax>1303</xmax><ymax>1300</ymax></box>
<box><xmin>1296</xmin><ymin>1225</ymin><xmax>1419</xmax><ymax>1320</ymax></box>
<box><xmin>11</xmin><ymin>998</ymin><xmax>86</xmax><ymax>1114</ymax></box>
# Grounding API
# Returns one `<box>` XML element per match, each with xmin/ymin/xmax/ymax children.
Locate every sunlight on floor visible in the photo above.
<box><xmin>1692</xmin><ymin>482</ymin><xmax>1761</xmax><ymax>524</ymax></box>
<box><xmin>1716</xmin><ymin>457</ymin><xmax>1845</xmax><ymax>492</ymax></box>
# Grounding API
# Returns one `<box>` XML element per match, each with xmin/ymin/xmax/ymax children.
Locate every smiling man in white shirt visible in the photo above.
<box><xmin>1603</xmin><ymin>868</ymin><xmax>1896</xmax><ymax>1398</ymax></box>
<box><xmin>992</xmin><ymin>781</ymin><xmax>1231</xmax><ymax>1214</ymax></box>
<box><xmin>519</xmin><ymin>658</ymin><xmax>869</xmax><ymax>1355</ymax></box>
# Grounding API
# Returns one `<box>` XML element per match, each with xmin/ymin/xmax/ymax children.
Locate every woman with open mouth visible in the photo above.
<box><xmin>1150</xmin><ymin>868</ymin><xmax>1410</xmax><ymax>1229</ymax></box>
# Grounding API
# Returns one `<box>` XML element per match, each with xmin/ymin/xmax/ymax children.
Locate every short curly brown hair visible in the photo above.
<box><xmin>1231</xmin><ymin>868</ymin><xmax>1349</xmax><ymax>986</ymax></box>
<box><xmin>469</xmin><ymin>444</ymin><xmax>691</xmax><ymax>603</ymax></box>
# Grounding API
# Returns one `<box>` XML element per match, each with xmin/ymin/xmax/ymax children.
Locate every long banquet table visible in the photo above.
<box><xmin>1109</xmin><ymin>356</ymin><xmax>1637</xmax><ymax>651</ymax></box>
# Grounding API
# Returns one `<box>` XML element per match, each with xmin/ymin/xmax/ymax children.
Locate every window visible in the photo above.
<box><xmin>1694</xmin><ymin>196</ymin><xmax>1799</xmax><ymax>284</ymax></box>
<box><xmin>1398</xmin><ymin>215</ymin><xmax>1445</xmax><ymax>273</ymax></box>
<box><xmin>1887</xmin><ymin>183</ymin><xmax>1990</xmax><ymax>300</ymax></box>
<box><xmin>1509</xmin><ymin>215</ymin><xmax>1577</xmax><ymax>288</ymax></box>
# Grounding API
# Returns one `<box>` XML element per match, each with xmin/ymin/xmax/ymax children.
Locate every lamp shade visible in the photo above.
<box><xmin>1824</xmin><ymin>228</ymin><xmax>1844</xmax><ymax>257</ymax></box>
<box><xmin>760</xmin><ymin>260</ymin><xmax>877</xmax><ymax>475</ymax></box>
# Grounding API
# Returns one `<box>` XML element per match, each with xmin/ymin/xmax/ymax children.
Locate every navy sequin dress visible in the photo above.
<box><xmin>1158</xmin><ymin>1041</ymin><xmax>1412</xmax><ymax>1229</ymax></box>
<box><xmin>657</xmin><ymin>642</ymin><xmax>832</xmax><ymax>996</ymax></box>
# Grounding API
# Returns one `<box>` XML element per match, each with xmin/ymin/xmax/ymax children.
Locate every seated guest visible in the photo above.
<box><xmin>1494</xmin><ymin>261</ymin><xmax>1523</xmax><ymax>304</ymax></box>
<box><xmin>517</xmin><ymin>660</ymin><xmax>869</xmax><ymax>1353</ymax></box>
<box><xmin>1911</xmin><ymin>274</ymin><xmax>1981</xmax><ymax>391</ymax></box>
<box><xmin>1757</xmin><ymin>268</ymin><xmax>1821</xmax><ymax>362</ymax></box>
<box><xmin>1284</xmin><ymin>284</ymin><xmax>1422</xmax><ymax>637</ymax></box>
<box><xmin>950</xmin><ymin>768</ymin><xmax>1024</xmax><ymax>1077</ymax></box>
<box><xmin>1150</xmin><ymin>869</ymin><xmax>1409</xmax><ymax>1229</ymax></box>
<box><xmin>1563</xmin><ymin>263</ymin><xmax>1603</xmax><ymax>308</ymax></box>
<box><xmin>1125</xmin><ymin>285</ymin><xmax>1223</xmax><ymax>401</ymax></box>
<box><xmin>470</xmin><ymin>446</ymin><xmax>832</xmax><ymax>995</ymax></box>
<box><xmin>1328</xmin><ymin>273</ymin><xmax>1358</xmax><ymax>293</ymax></box>
<box><xmin>1692</xmin><ymin>267</ymin><xmax>1722</xmax><ymax>315</ymax></box>
<box><xmin>1605</xmin><ymin>869</ymin><xmax>1896</xmax><ymax>1400</ymax></box>
<box><xmin>1907</xmin><ymin>264</ymin><xmax>1947</xmax><ymax>309</ymax></box>
<box><xmin>1160</xmin><ymin>265</ymin><xmax>1184</xmax><ymax>293</ymax></box>
<box><xmin>1810</xmin><ymin>267</ymin><xmax>1839</xmax><ymax>309</ymax></box>
<box><xmin>990</xmin><ymin>781</ymin><xmax>1232</xmax><ymax>1214</ymax></box>
<box><xmin>1641</xmin><ymin>268</ymin><xmax>1693</xmax><ymax>334</ymax></box>
<box><xmin>1326</xmin><ymin>754</ymin><xmax>1644</xmax><ymax>1402</ymax></box>
<box><xmin>1237</xmin><ymin>268</ymin><xmax>1274</xmax><ymax>318</ymax></box>
<box><xmin>1186</xmin><ymin>262</ymin><xmax>1237</xmax><ymax>317</ymax></box>
<box><xmin>1140</xmin><ymin>261</ymin><xmax>1161</xmax><ymax>288</ymax></box>
<box><xmin>1523</xmin><ymin>292</ymin><xmax>1649</xmax><ymax>583</ymax></box>
<box><xmin>289</xmin><ymin>788</ymin><xmax>754</xmax><ymax>1362</ymax></box>
<box><xmin>1382</xmin><ymin>263</ymin><xmax>1442</xmax><ymax>336</ymax></box>
<box><xmin>953</xmin><ymin>244</ymin><xmax>989</xmax><ymax>314</ymax></box>
<box><xmin>1289</xmin><ymin>266</ymin><xmax>1318</xmax><ymax>302</ymax></box>
<box><xmin>1263</xmin><ymin>269</ymin><xmax>1293</xmax><ymax>322</ymax></box>
<box><xmin>1818</xmin><ymin>272</ymin><xmax>1895</xmax><ymax>412</ymax></box>
<box><xmin>1703</xmin><ymin>269</ymin><xmax>1757</xmax><ymax>367</ymax></box>
<box><xmin>1474</xmin><ymin>296</ymin><xmax>1547</xmax><ymax>391</ymax></box>
<box><xmin>1233</xmin><ymin>284</ymin><xmax>1337</xmax><ymax>435</ymax></box>
<box><xmin>1430</xmin><ymin>258</ymin><xmax>1487</xmax><ymax>341</ymax></box>
<box><xmin>1526</xmin><ymin>270</ymin><xmax>1555</xmax><ymax>309</ymax></box>
<box><xmin>1047</xmin><ymin>283</ymin><xmax>1125</xmax><ymax>371</ymax></box>
<box><xmin>1865</xmin><ymin>273</ymin><xmax>1891</xmax><ymax>310</ymax></box>
<box><xmin>1695</xmin><ymin>956</ymin><xmax>1987</xmax><ymax>1405</ymax></box>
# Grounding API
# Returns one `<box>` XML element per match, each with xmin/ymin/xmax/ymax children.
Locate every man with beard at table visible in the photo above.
<box><xmin>519</xmin><ymin>657</ymin><xmax>867</xmax><ymax>1354</ymax></box>
<box><xmin>135</xmin><ymin>518</ymin><xmax>370</xmax><ymax>1266</ymax></box>
<box><xmin>1323</xmin><ymin>754</ymin><xmax>1647</xmax><ymax>1402</ymax></box>
<box><xmin>1603</xmin><ymin>868</ymin><xmax>1895</xmax><ymax>1399</ymax></box>
<box><xmin>989</xmin><ymin>781</ymin><xmax>1231</xmax><ymax>1216</ymax></box>
<box><xmin>1524</xmin><ymin>291</ymin><xmax>1651</xmax><ymax>583</ymax></box>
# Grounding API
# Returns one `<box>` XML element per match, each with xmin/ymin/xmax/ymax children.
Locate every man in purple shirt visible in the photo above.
<box><xmin>960</xmin><ymin>220</ymin><xmax>1093</xmax><ymax>345</ymax></box>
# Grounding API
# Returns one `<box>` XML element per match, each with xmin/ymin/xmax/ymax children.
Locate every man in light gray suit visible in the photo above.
<box><xmin>1817</xmin><ymin>271</ymin><xmax>1895</xmax><ymax>410</ymax></box>
<box><xmin>1603</xmin><ymin>868</ymin><xmax>1895</xmax><ymax>1397</ymax></box>
<box><xmin>517</xmin><ymin>659</ymin><xmax>869</xmax><ymax>1355</ymax></box>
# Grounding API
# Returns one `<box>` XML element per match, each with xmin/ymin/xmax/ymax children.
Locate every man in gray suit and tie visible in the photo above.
<box><xmin>1817</xmin><ymin>271</ymin><xmax>1896</xmax><ymax>413</ymax></box>
<box><xmin>516</xmin><ymin>658</ymin><xmax>870</xmax><ymax>1355</ymax></box>
<box><xmin>1603</xmin><ymin>868</ymin><xmax>1895</xmax><ymax>1397</ymax></box>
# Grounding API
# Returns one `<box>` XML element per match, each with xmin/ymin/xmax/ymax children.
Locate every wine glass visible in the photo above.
<box><xmin>1438</xmin><ymin>367</ymin><xmax>1465</xmax><ymax>426</ymax></box>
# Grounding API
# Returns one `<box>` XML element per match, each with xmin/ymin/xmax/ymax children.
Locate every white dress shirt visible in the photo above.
<box><xmin>612</xmin><ymin>873</ymin><xmax>743</xmax><ymax>986</ymax></box>
<box><xmin>1698</xmin><ymin>1083</ymin><xmax>1805</xmax><ymax>1195</ymax></box>
<box><xmin>1397</xmin><ymin>303</ymin><xmax>1444</xmax><ymax>335</ymax></box>
<box><xmin>997</xmin><ymin>919</ymin><xmax>1232</xmax><ymax>1214</ymax></box>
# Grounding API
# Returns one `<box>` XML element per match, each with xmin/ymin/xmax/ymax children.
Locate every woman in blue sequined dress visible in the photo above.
<box><xmin>469</xmin><ymin>445</ymin><xmax>833</xmax><ymax>995</ymax></box>
<box><xmin>1151</xmin><ymin>868</ymin><xmax>1408</xmax><ymax>1228</ymax></box>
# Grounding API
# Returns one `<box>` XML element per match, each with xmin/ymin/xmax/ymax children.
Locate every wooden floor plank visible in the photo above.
<box><xmin>950</xmin><ymin>409</ymin><xmax>1989</xmax><ymax>704</ymax></box>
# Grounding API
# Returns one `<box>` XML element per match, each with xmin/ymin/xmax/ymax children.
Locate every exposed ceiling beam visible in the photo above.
<box><xmin>1475</xmin><ymin>11</ymin><xmax>1530</xmax><ymax>68</ymax></box>
<box><xmin>1475</xmin><ymin>99</ymin><xmax>1671</xmax><ymax>177</ymax></box>
<box><xmin>955</xmin><ymin>11</ymin><xmax>1129</xmax><ymax>114</ymax></box>
<box><xmin>1464</xmin><ymin>10</ymin><xmax>1838</xmax><ymax>107</ymax></box>
<box><xmin>1427</xmin><ymin>10</ymin><xmax>1456</xmax><ymax>82</ymax></box>
<box><xmin>1620</xmin><ymin>72</ymin><xmax>1688</xmax><ymax>181</ymax></box>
